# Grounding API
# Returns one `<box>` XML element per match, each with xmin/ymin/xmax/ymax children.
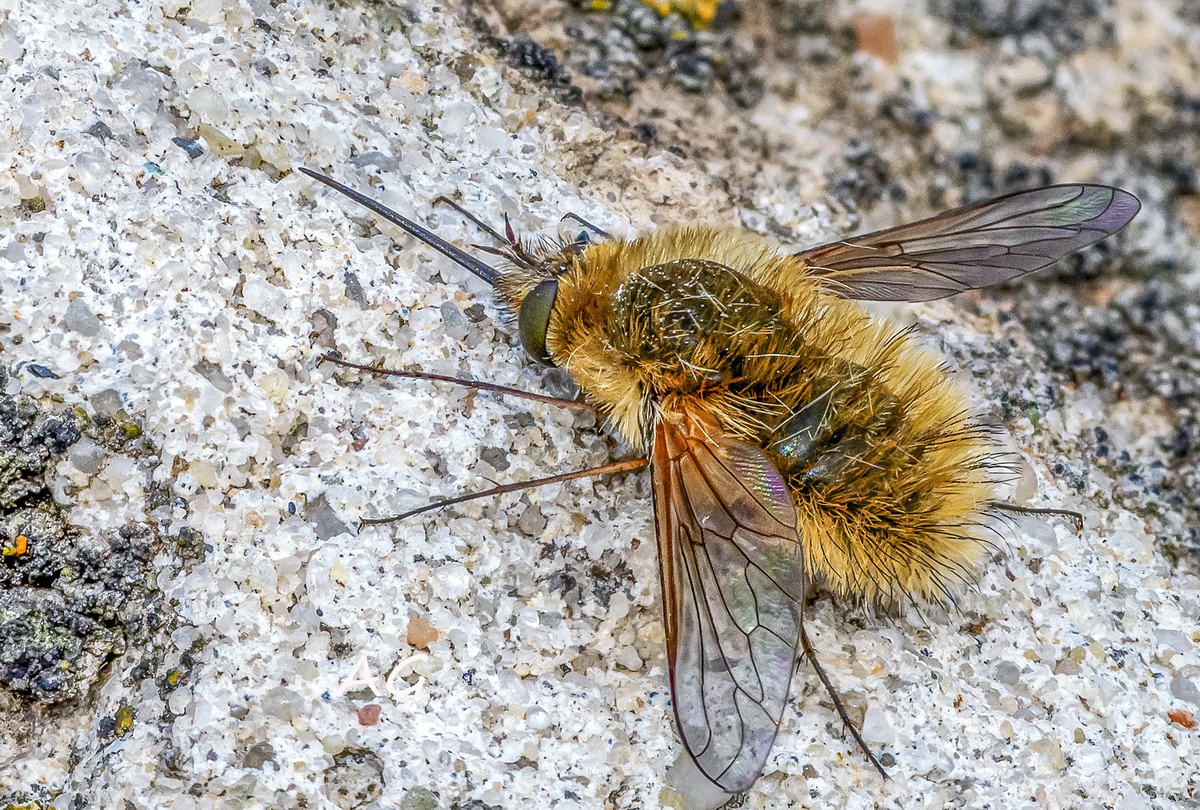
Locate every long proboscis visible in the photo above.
<box><xmin>299</xmin><ymin>168</ymin><xmax>499</xmax><ymax>285</ymax></box>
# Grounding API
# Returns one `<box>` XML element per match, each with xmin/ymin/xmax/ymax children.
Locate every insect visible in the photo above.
<box><xmin>300</xmin><ymin>167</ymin><xmax>1139</xmax><ymax>793</ymax></box>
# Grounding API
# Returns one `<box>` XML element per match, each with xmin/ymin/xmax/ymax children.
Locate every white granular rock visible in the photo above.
<box><xmin>0</xmin><ymin>2</ymin><xmax>1197</xmax><ymax>810</ymax></box>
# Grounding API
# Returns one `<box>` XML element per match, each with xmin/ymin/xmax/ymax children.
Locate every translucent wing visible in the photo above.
<box><xmin>651</xmin><ymin>409</ymin><xmax>807</xmax><ymax>793</ymax></box>
<box><xmin>796</xmin><ymin>184</ymin><xmax>1140</xmax><ymax>301</ymax></box>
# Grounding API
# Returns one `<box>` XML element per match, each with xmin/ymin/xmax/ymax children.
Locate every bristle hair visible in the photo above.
<box><xmin>548</xmin><ymin>226</ymin><xmax>1008</xmax><ymax>609</ymax></box>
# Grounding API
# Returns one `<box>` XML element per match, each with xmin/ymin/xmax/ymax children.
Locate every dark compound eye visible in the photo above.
<box><xmin>518</xmin><ymin>278</ymin><xmax>559</xmax><ymax>366</ymax></box>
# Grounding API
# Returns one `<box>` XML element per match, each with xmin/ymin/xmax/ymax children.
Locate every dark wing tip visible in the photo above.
<box><xmin>799</xmin><ymin>183</ymin><xmax>1142</xmax><ymax>302</ymax></box>
<box><xmin>1095</xmin><ymin>186</ymin><xmax>1141</xmax><ymax>234</ymax></box>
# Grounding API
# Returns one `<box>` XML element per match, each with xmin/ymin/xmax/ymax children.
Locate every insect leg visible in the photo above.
<box><xmin>319</xmin><ymin>354</ymin><xmax>593</xmax><ymax>412</ymax></box>
<box><xmin>431</xmin><ymin>198</ymin><xmax>542</xmax><ymax>268</ymax></box>
<box><xmin>990</xmin><ymin>501</ymin><xmax>1084</xmax><ymax>533</ymax></box>
<box><xmin>433</xmin><ymin>196</ymin><xmax>509</xmax><ymax>245</ymax></box>
<box><xmin>360</xmin><ymin>457</ymin><xmax>649</xmax><ymax>527</ymax></box>
<box><xmin>799</xmin><ymin>624</ymin><xmax>889</xmax><ymax>779</ymax></box>
<box><xmin>560</xmin><ymin>212</ymin><xmax>611</xmax><ymax>239</ymax></box>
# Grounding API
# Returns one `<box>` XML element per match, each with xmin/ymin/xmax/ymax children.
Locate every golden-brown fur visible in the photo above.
<box><xmin>528</xmin><ymin>227</ymin><xmax>996</xmax><ymax>607</ymax></box>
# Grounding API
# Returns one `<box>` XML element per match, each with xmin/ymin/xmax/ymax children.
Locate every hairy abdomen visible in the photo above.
<box><xmin>557</xmin><ymin>233</ymin><xmax>998</xmax><ymax>607</ymax></box>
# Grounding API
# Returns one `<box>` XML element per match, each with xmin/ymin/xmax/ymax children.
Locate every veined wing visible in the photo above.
<box><xmin>652</xmin><ymin>408</ymin><xmax>807</xmax><ymax>792</ymax></box>
<box><xmin>796</xmin><ymin>184</ymin><xmax>1140</xmax><ymax>301</ymax></box>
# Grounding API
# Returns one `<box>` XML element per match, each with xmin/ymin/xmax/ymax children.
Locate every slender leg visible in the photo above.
<box><xmin>502</xmin><ymin>212</ymin><xmax>518</xmax><ymax>245</ymax></box>
<box><xmin>561</xmin><ymin>212</ymin><xmax>611</xmax><ymax>239</ymax></box>
<box><xmin>319</xmin><ymin>354</ymin><xmax>593</xmax><ymax>412</ymax></box>
<box><xmin>800</xmin><ymin>624</ymin><xmax>889</xmax><ymax>779</ymax></box>
<box><xmin>430</xmin><ymin>199</ymin><xmax>541</xmax><ymax>267</ymax></box>
<box><xmin>991</xmin><ymin>501</ymin><xmax>1084</xmax><ymax>533</ymax></box>
<box><xmin>433</xmin><ymin>195</ymin><xmax>509</xmax><ymax>244</ymax></box>
<box><xmin>361</xmin><ymin>457</ymin><xmax>649</xmax><ymax>527</ymax></box>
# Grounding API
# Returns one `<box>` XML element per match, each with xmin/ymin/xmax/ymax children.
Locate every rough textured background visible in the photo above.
<box><xmin>1</xmin><ymin>0</ymin><xmax>1198</xmax><ymax>808</ymax></box>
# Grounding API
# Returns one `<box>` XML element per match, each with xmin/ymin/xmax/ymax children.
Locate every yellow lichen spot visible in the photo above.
<box><xmin>114</xmin><ymin>705</ymin><xmax>135</xmax><ymax>736</ymax></box>
<box><xmin>638</xmin><ymin>0</ymin><xmax>719</xmax><ymax>28</ymax></box>
<box><xmin>166</xmin><ymin>669</ymin><xmax>182</xmax><ymax>687</ymax></box>
<box><xmin>684</xmin><ymin>0</ymin><xmax>717</xmax><ymax>26</ymax></box>
<box><xmin>590</xmin><ymin>0</ymin><xmax>611</xmax><ymax>9</ymax></box>
<box><xmin>2</xmin><ymin>535</ymin><xmax>27</xmax><ymax>556</ymax></box>
<box><xmin>656</xmin><ymin>787</ymin><xmax>687</xmax><ymax>809</ymax></box>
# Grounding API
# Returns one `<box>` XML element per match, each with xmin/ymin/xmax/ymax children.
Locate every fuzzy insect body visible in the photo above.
<box><xmin>300</xmin><ymin>169</ymin><xmax>1139</xmax><ymax>794</ymax></box>
<box><xmin>513</xmin><ymin>227</ymin><xmax>994</xmax><ymax>608</ymax></box>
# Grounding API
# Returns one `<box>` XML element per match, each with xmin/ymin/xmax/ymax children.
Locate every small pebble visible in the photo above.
<box><xmin>64</xmin><ymin>298</ymin><xmax>102</xmax><ymax>336</ymax></box>
<box><xmin>406</xmin><ymin>616</ymin><xmax>438</xmax><ymax>649</ymax></box>
<box><xmin>1170</xmin><ymin>675</ymin><xmax>1200</xmax><ymax>707</ymax></box>
<box><xmin>993</xmin><ymin>661</ymin><xmax>1023</xmax><ymax>687</ymax></box>
<box><xmin>68</xmin><ymin>437</ymin><xmax>105</xmax><ymax>475</ymax></box>
<box><xmin>516</xmin><ymin>503</ymin><xmax>547</xmax><ymax>536</ymax></box>
<box><xmin>357</xmin><ymin>704</ymin><xmax>382</xmax><ymax>725</ymax></box>
<box><xmin>860</xmin><ymin>704</ymin><xmax>895</xmax><ymax>745</ymax></box>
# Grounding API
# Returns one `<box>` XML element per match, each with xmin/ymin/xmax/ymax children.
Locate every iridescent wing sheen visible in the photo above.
<box><xmin>651</xmin><ymin>410</ymin><xmax>807</xmax><ymax>793</ymax></box>
<box><xmin>796</xmin><ymin>184</ymin><xmax>1140</xmax><ymax>302</ymax></box>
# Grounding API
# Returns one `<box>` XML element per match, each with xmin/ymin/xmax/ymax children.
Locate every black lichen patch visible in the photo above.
<box><xmin>0</xmin><ymin>373</ymin><xmax>177</xmax><ymax>704</ymax></box>
<box><xmin>1006</xmin><ymin>275</ymin><xmax>1200</xmax><ymax>559</ymax></box>
<box><xmin>829</xmin><ymin>139</ymin><xmax>899</xmax><ymax>212</ymax></box>
<box><xmin>0</xmin><ymin>387</ymin><xmax>80</xmax><ymax>511</ymax></box>
<box><xmin>563</xmin><ymin>0</ymin><xmax>763</xmax><ymax>107</ymax></box>
<box><xmin>0</xmin><ymin>589</ymin><xmax>120</xmax><ymax>700</ymax></box>
<box><xmin>944</xmin><ymin>152</ymin><xmax>1055</xmax><ymax>207</ymax></box>
<box><xmin>0</xmin><ymin>517</ymin><xmax>169</xmax><ymax>703</ymax></box>
<box><xmin>494</xmin><ymin>35</ymin><xmax>583</xmax><ymax>104</ymax></box>
<box><xmin>929</xmin><ymin>0</ymin><xmax>1116</xmax><ymax>54</ymax></box>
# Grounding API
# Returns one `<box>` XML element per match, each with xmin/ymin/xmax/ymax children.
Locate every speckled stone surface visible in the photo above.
<box><xmin>1</xmin><ymin>0</ymin><xmax>1198</xmax><ymax>808</ymax></box>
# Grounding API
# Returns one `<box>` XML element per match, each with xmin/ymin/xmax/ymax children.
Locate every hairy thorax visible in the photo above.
<box><xmin>544</xmin><ymin>227</ymin><xmax>999</xmax><ymax>604</ymax></box>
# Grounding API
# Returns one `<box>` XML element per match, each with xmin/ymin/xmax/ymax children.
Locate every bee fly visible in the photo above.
<box><xmin>300</xmin><ymin>167</ymin><xmax>1138</xmax><ymax>792</ymax></box>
